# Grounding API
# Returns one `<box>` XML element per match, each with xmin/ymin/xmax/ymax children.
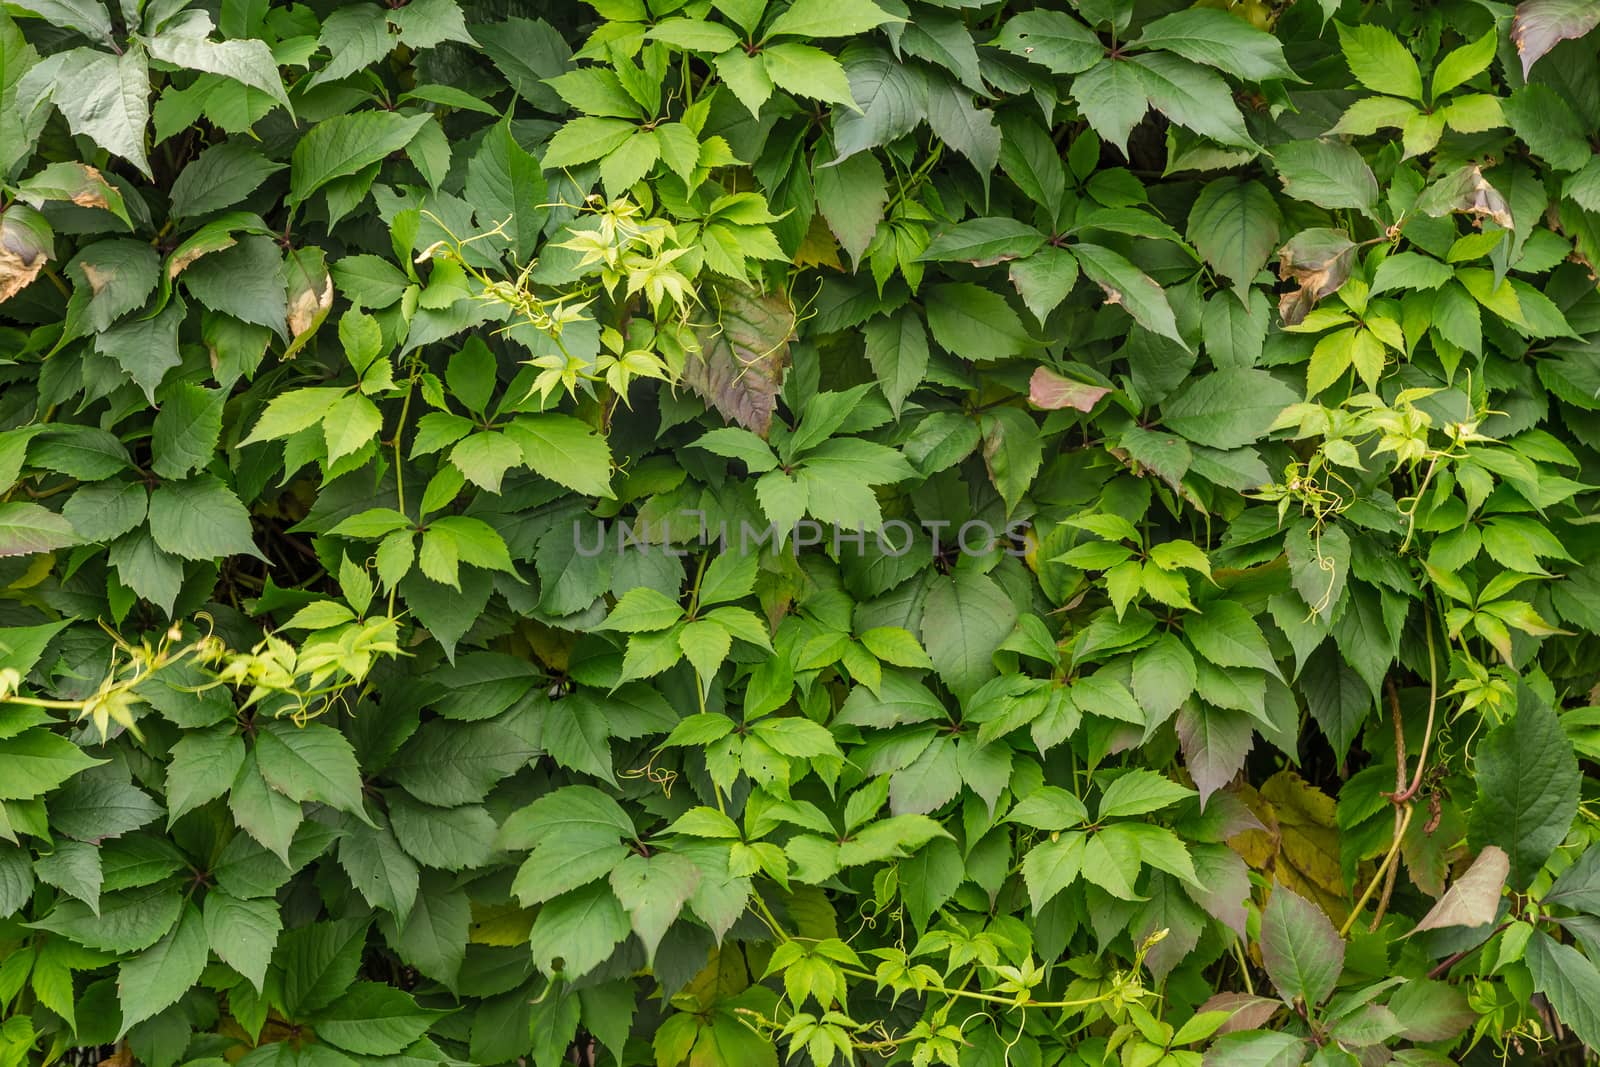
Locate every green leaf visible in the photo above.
<box><xmin>255</xmin><ymin>720</ymin><xmax>371</xmax><ymax>821</ymax></box>
<box><xmin>1131</xmin><ymin>53</ymin><xmax>1256</xmax><ymax>149</ymax></box>
<box><xmin>463</xmin><ymin>120</ymin><xmax>548</xmax><ymax>264</ymax></box>
<box><xmin>338</xmin><ymin>813</ymin><xmax>419</xmax><ymax>918</ymax></box>
<box><xmin>1162</xmin><ymin>369</ymin><xmax>1297</xmax><ymax>450</ymax></box>
<box><xmin>863</xmin><ymin>308</ymin><xmax>929</xmax><ymax>416</ymax></box>
<box><xmin>117</xmin><ymin>901</ymin><xmax>208</xmax><ymax>1029</ymax></box>
<box><xmin>1301</xmin><ymin>646</ymin><xmax>1369</xmax><ymax>763</ymax></box>
<box><xmin>202</xmin><ymin>891</ymin><xmax>281</xmax><ymax>991</ymax></box>
<box><xmin>379</xmin><ymin>871</ymin><xmax>467</xmax><ymax>986</ymax></box>
<box><xmin>506</xmin><ymin>414</ymin><xmax>614</xmax><ymax>498</ymax></box>
<box><xmin>289</xmin><ymin>111</ymin><xmax>430</xmax><ymax>206</ymax></box>
<box><xmin>761</xmin><ymin>42</ymin><xmax>854</xmax><ymax>106</ymax></box>
<box><xmin>995</xmin><ymin>10</ymin><xmax>1102</xmax><ymax>75</ymax></box>
<box><xmin>609</xmin><ymin>852</ymin><xmax>700</xmax><ymax>965</ymax></box>
<box><xmin>34</xmin><ymin>839</ymin><xmax>101</xmax><ymax>913</ymax></box>
<box><xmin>0</xmin><ymin>729</ymin><xmax>105</xmax><ymax>800</ymax></box>
<box><xmin>528</xmin><ymin>883</ymin><xmax>632</xmax><ymax>979</ymax></box>
<box><xmin>388</xmin><ymin>797</ymin><xmax>498</xmax><ymax>872</ymax></box>
<box><xmin>1187</xmin><ymin>178</ymin><xmax>1281</xmax><ymax>298</ymax></box>
<box><xmin>1274</xmin><ymin>139</ymin><xmax>1380</xmax><ymax>212</ymax></box>
<box><xmin>763</xmin><ymin>0</ymin><xmax>899</xmax><ymax>39</ymax></box>
<box><xmin>1007</xmin><ymin>786</ymin><xmax>1090</xmax><ymax>831</ymax></box>
<box><xmin>389</xmin><ymin>719</ymin><xmax>536</xmax><ymax>807</ymax></box>
<box><xmin>1132</xmin><ymin>632</ymin><xmax>1197</xmax><ymax>723</ymax></box>
<box><xmin>1021</xmin><ymin>831</ymin><xmax>1086</xmax><ymax>910</ymax></box>
<box><xmin>830</xmin><ymin>46</ymin><xmax>928</xmax><ymax>162</ymax></box>
<box><xmin>28</xmin><ymin>881</ymin><xmax>180</xmax><ymax>953</ymax></box>
<box><xmin>1070</xmin><ymin>57</ymin><xmax>1151</xmax><ymax>154</ymax></box>
<box><xmin>925</xmin><ymin>282</ymin><xmax>1032</xmax><ymax>361</ymax></box>
<box><xmin>391</xmin><ymin>0</ymin><xmax>472</xmax><ymax>49</ymax></box>
<box><xmin>1073</xmin><ymin>241</ymin><xmax>1185</xmax><ymax>346</ymax></box>
<box><xmin>920</xmin><ymin>218</ymin><xmax>1046</xmax><ymax>266</ymax></box>
<box><xmin>311</xmin><ymin>982</ymin><xmax>446</xmax><ymax>1055</ymax></box>
<box><xmin>648</xmin><ymin>18</ymin><xmax>743</xmax><ymax>51</ymax></box>
<box><xmin>1185</xmin><ymin>600</ymin><xmax>1280</xmax><ymax>677</ymax></box>
<box><xmin>0</xmin><ymin>14</ymin><xmax>43</xmax><ymax>177</ymax></box>
<box><xmin>49</xmin><ymin>48</ymin><xmax>152</xmax><ymax>177</ymax></box>
<box><xmin>146</xmin><ymin>28</ymin><xmax>290</xmax><ymax>112</ymax></box>
<box><xmin>1432</xmin><ymin>30</ymin><xmax>1496</xmax><ymax>97</ymax></box>
<box><xmin>1469</xmin><ymin>690</ymin><xmax>1580</xmax><ymax>889</ymax></box>
<box><xmin>151</xmin><ymin>382</ymin><xmax>226</xmax><ymax>480</ymax></box>
<box><xmin>97</xmin><ymin>301</ymin><xmax>184</xmax><ymax>401</ymax></box>
<box><xmin>1098</xmin><ymin>769</ymin><xmax>1196</xmax><ymax>819</ymax></box>
<box><xmin>8</xmin><ymin>0</ymin><xmax>112</xmax><ymax>44</ymax></box>
<box><xmin>1370</xmin><ymin>251</ymin><xmax>1453</xmax><ymax>294</ymax></box>
<box><xmin>1201</xmin><ymin>1032</ymin><xmax>1307</xmax><ymax>1067</ymax></box>
<box><xmin>0</xmin><ymin>502</ymin><xmax>82</xmax><ymax>558</ymax></box>
<box><xmin>813</xmin><ymin>149</ymin><xmax>886</xmax><ymax>266</ymax></box>
<box><xmin>1527</xmin><ymin>931</ymin><xmax>1600</xmax><ymax>1050</ymax></box>
<box><xmin>1336</xmin><ymin>22</ymin><xmax>1421</xmax><ymax>100</ymax></box>
<box><xmin>541</xmin><ymin>695</ymin><xmax>618</xmax><ymax>783</ymax></box>
<box><xmin>1260</xmin><ymin>885</ymin><xmax>1344</xmax><ymax>1006</ymax></box>
<box><xmin>164</xmin><ymin>727</ymin><xmax>243</xmax><ymax>825</ymax></box>
<box><xmin>147</xmin><ymin>475</ymin><xmax>260</xmax><ymax>561</ymax></box>
<box><xmin>276</xmin><ymin>917</ymin><xmax>369</xmax><ymax>1017</ymax></box>
<box><xmin>305</xmin><ymin>4</ymin><xmax>391</xmax><ymax>88</ymax></box>
<box><xmin>230</xmin><ymin>751</ymin><xmax>303</xmax><ymax>864</ymax></box>
<box><xmin>1133</xmin><ymin>8</ymin><xmax>1298</xmax><ymax>82</ymax></box>
<box><xmin>921</xmin><ymin>568</ymin><xmax>1018</xmax><ymax>700</ymax></box>
<box><xmin>50</xmin><ymin>768</ymin><xmax>161</xmax><ymax>842</ymax></box>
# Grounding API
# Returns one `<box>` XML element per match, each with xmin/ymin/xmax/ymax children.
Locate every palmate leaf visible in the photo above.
<box><xmin>7</xmin><ymin>1</ymin><xmax>1600</xmax><ymax>1061</ymax></box>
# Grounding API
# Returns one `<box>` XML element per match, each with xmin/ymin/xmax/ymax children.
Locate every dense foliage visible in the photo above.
<box><xmin>6</xmin><ymin>0</ymin><xmax>1600</xmax><ymax>1063</ymax></box>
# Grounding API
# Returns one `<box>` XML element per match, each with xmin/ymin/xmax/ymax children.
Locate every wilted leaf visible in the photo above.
<box><xmin>1276</xmin><ymin>228</ymin><xmax>1358</xmax><ymax>325</ymax></box>
<box><xmin>1413</xmin><ymin>845</ymin><xmax>1509</xmax><ymax>932</ymax></box>
<box><xmin>0</xmin><ymin>204</ymin><xmax>52</xmax><ymax>303</ymax></box>
<box><xmin>1512</xmin><ymin>0</ymin><xmax>1600</xmax><ymax>78</ymax></box>
<box><xmin>1029</xmin><ymin>367</ymin><xmax>1111</xmax><ymax>411</ymax></box>
<box><xmin>685</xmin><ymin>284</ymin><xmax>796</xmax><ymax>437</ymax></box>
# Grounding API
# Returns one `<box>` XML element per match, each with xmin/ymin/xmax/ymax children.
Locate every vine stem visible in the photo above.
<box><xmin>1358</xmin><ymin>609</ymin><xmax>1441</xmax><ymax>932</ymax></box>
<box><xmin>1340</xmin><ymin>802</ymin><xmax>1415</xmax><ymax>938</ymax></box>
<box><xmin>386</xmin><ymin>369</ymin><xmax>417</xmax><ymax>616</ymax></box>
<box><xmin>1395</xmin><ymin>610</ymin><xmax>1438</xmax><ymax>804</ymax></box>
<box><xmin>833</xmin><ymin>967</ymin><xmax>1122</xmax><ymax>1012</ymax></box>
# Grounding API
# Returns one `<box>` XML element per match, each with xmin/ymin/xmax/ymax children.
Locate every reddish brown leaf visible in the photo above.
<box><xmin>1029</xmin><ymin>366</ymin><xmax>1112</xmax><ymax>411</ymax></box>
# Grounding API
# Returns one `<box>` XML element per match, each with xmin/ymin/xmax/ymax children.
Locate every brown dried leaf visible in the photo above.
<box><xmin>1416</xmin><ymin>165</ymin><xmax>1514</xmax><ymax>230</ymax></box>
<box><xmin>684</xmin><ymin>283</ymin><xmax>796</xmax><ymax>437</ymax></box>
<box><xmin>1275</xmin><ymin>228</ymin><xmax>1358</xmax><ymax>326</ymax></box>
<box><xmin>1029</xmin><ymin>366</ymin><xmax>1112</xmax><ymax>411</ymax></box>
<box><xmin>0</xmin><ymin>206</ymin><xmax>52</xmax><ymax>304</ymax></box>
<box><xmin>1412</xmin><ymin>845</ymin><xmax>1509</xmax><ymax>933</ymax></box>
<box><xmin>284</xmin><ymin>247</ymin><xmax>332</xmax><ymax>357</ymax></box>
<box><xmin>167</xmin><ymin>238</ymin><xmax>236</xmax><ymax>279</ymax></box>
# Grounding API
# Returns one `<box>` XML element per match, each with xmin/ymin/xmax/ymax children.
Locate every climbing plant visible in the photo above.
<box><xmin>4</xmin><ymin>0</ymin><xmax>1600</xmax><ymax>1064</ymax></box>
